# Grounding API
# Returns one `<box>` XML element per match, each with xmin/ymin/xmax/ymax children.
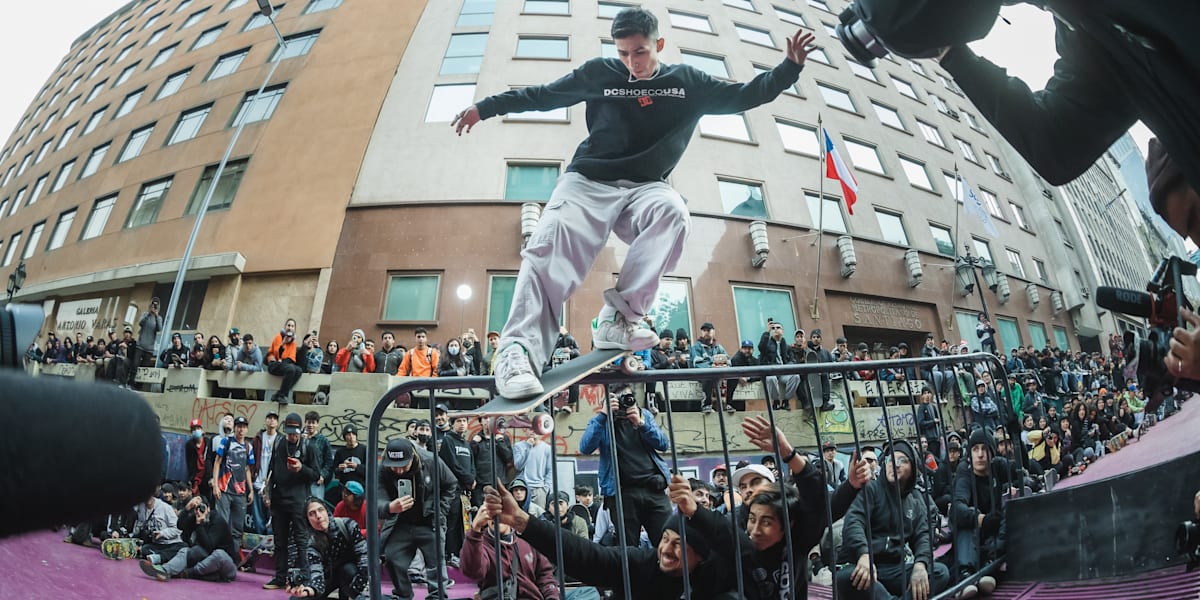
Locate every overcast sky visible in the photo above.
<box><xmin>0</xmin><ymin>2</ymin><xmax>1153</xmax><ymax>157</ymax></box>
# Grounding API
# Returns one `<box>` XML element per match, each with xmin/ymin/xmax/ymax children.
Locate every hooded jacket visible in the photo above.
<box><xmin>376</xmin><ymin>447</ymin><xmax>457</xmax><ymax>541</ymax></box>
<box><xmin>470</xmin><ymin>432</ymin><xmax>514</xmax><ymax>488</ymax></box>
<box><xmin>461</xmin><ymin>526</ymin><xmax>560</xmax><ymax>600</ymax></box>
<box><xmin>838</xmin><ymin>440</ymin><xmax>933</xmax><ymax>568</ymax></box>
<box><xmin>439</xmin><ymin>429</ymin><xmax>476</xmax><ymax>490</ymax></box>
<box><xmin>952</xmin><ymin>428</ymin><xmax>1015</xmax><ymax>539</ymax></box>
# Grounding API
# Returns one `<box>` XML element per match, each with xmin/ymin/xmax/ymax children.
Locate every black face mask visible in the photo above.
<box><xmin>416</xmin><ymin>433</ymin><xmax>430</xmax><ymax>444</ymax></box>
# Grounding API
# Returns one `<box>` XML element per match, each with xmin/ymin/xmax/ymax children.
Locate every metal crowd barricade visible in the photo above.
<box><xmin>364</xmin><ymin>352</ymin><xmax>1019</xmax><ymax>600</ymax></box>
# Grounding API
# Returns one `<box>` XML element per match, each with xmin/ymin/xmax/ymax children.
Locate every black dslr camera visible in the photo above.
<box><xmin>834</xmin><ymin>0</ymin><xmax>1010</xmax><ymax>66</ymax></box>
<box><xmin>1097</xmin><ymin>256</ymin><xmax>1200</xmax><ymax>412</ymax></box>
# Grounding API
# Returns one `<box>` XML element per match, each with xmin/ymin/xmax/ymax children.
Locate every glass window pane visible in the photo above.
<box><xmin>232</xmin><ymin>85</ymin><xmax>286</xmax><ymax>126</ymax></box>
<box><xmin>736</xmin><ymin>24</ymin><xmax>774</xmax><ymax>47</ymax></box>
<box><xmin>698</xmin><ymin>113</ymin><xmax>750</xmax><ymax>141</ymax></box>
<box><xmin>817</xmin><ymin>83</ymin><xmax>855</xmax><ymax>112</ymax></box>
<box><xmin>487</xmin><ymin>275</ymin><xmax>517</xmax><ymax>334</ymax></box>
<box><xmin>724</xmin><ymin>0</ymin><xmax>755</xmax><ymax>11</ymax></box>
<box><xmin>51</xmin><ymin>160</ymin><xmax>75</xmax><ymax>193</ymax></box>
<box><xmin>973</xmin><ymin>239</ymin><xmax>992</xmax><ymax>262</ymax></box>
<box><xmin>125</xmin><ymin>177</ymin><xmax>172</xmax><ymax>228</ymax></box>
<box><xmin>506</xmin><ymin>87</ymin><xmax>568</xmax><ymax>121</ymax></box>
<box><xmin>955</xmin><ymin>311</ymin><xmax>980</xmax><ymax>351</ymax></box>
<box><xmin>670</xmin><ymin>11</ymin><xmax>713</xmax><ymax>33</ymax></box>
<box><xmin>384</xmin><ymin>275</ymin><xmax>439</xmax><ymax>321</ymax></box>
<box><xmin>28</xmin><ymin>176</ymin><xmax>49</xmax><ymax>205</ymax></box>
<box><xmin>193</xmin><ymin>25</ymin><xmax>224</xmax><ymax>50</ymax></box>
<box><xmin>1006</xmin><ymin>249</ymin><xmax>1025</xmax><ymax>278</ymax></box>
<box><xmin>805</xmin><ymin>193</ymin><xmax>847</xmax><ymax>232</ymax></box>
<box><xmin>843</xmin><ymin>139</ymin><xmax>883</xmax><ymax>174</ymax></box>
<box><xmin>899</xmin><ymin>156</ymin><xmax>933</xmax><ymax>190</ymax></box>
<box><xmin>776</xmin><ymin>120</ymin><xmax>818</xmax><ymax>155</ymax></box>
<box><xmin>168</xmin><ymin>105</ymin><xmax>211</xmax><ymax>144</ymax></box>
<box><xmin>929</xmin><ymin>224</ymin><xmax>954</xmax><ymax>256</ymax></box>
<box><xmin>956</xmin><ymin>137</ymin><xmax>978</xmax><ymax>162</ymax></box>
<box><xmin>680</xmin><ymin>51</ymin><xmax>728</xmax><ymax>78</ymax></box>
<box><xmin>1033</xmin><ymin>259</ymin><xmax>1048</xmax><ymax>284</ymax></box>
<box><xmin>3</xmin><ymin>233</ymin><xmax>22</xmax><ymax>266</ymax></box>
<box><xmin>80</xmin><ymin>143</ymin><xmax>110</xmax><ymax>179</ymax></box>
<box><xmin>1029</xmin><ymin>321</ymin><xmax>1047</xmax><ymax>350</ymax></box>
<box><xmin>426</xmin><ymin>84</ymin><xmax>476</xmax><ymax>122</ymax></box>
<box><xmin>23</xmin><ymin>222</ymin><xmax>46</xmax><ymax>259</ymax></box>
<box><xmin>1053</xmin><ymin>326</ymin><xmax>1068</xmax><ymax>351</ymax></box>
<box><xmin>186</xmin><ymin>158</ymin><xmax>249</xmax><ymax>214</ymax></box>
<box><xmin>892</xmin><ymin>76</ymin><xmax>918</xmax><ymax>99</ymax></box>
<box><xmin>516</xmin><ymin>37</ymin><xmax>568</xmax><ymax>59</ymax></box>
<box><xmin>997</xmin><ymin>317</ymin><xmax>1021</xmax><ymax>353</ymax></box>
<box><xmin>872</xmin><ymin>102</ymin><xmax>903</xmax><ymax>129</ymax></box>
<box><xmin>304</xmin><ymin>0</ymin><xmax>342</xmax><ymax>14</ymax></box>
<box><xmin>47</xmin><ymin>209</ymin><xmax>76</xmax><ymax>251</ymax></box>
<box><xmin>524</xmin><ymin>0</ymin><xmax>568</xmax><ymax>15</ymax></box>
<box><xmin>156</xmin><ymin>69</ymin><xmax>191</xmax><ymax>100</ymax></box>
<box><xmin>119</xmin><ymin>124</ymin><xmax>155</xmax><ymax>162</ymax></box>
<box><xmin>505</xmin><ymin>164</ymin><xmax>559</xmax><ymax>201</ymax></box>
<box><xmin>774</xmin><ymin>6</ymin><xmax>805</xmax><ymax>26</ymax></box>
<box><xmin>149</xmin><ymin>43</ymin><xmax>178</xmax><ymax>69</ymax></box>
<box><xmin>917</xmin><ymin>120</ymin><xmax>945</xmax><ymax>147</ymax></box>
<box><xmin>647</xmin><ymin>279</ymin><xmax>691</xmax><ymax>341</ymax></box>
<box><xmin>848</xmin><ymin>59</ymin><xmax>876</xmax><ymax>82</ymax></box>
<box><xmin>208</xmin><ymin>49</ymin><xmax>248</xmax><ymax>80</ymax></box>
<box><xmin>875</xmin><ymin>210</ymin><xmax>909</xmax><ymax>245</ymax></box>
<box><xmin>81</xmin><ymin>195</ymin><xmax>116</xmax><ymax>240</ymax></box>
<box><xmin>115</xmin><ymin>89</ymin><xmax>144</xmax><ymax>118</ymax></box>
<box><xmin>458</xmin><ymin>0</ymin><xmax>496</xmax><ymax>26</ymax></box>
<box><xmin>1009</xmin><ymin>202</ymin><xmax>1027</xmax><ymax>229</ymax></box>
<box><xmin>732</xmin><ymin>286</ymin><xmax>796</xmax><ymax>348</ymax></box>
<box><xmin>441</xmin><ymin>33</ymin><xmax>488</xmax><ymax>74</ymax></box>
<box><xmin>718</xmin><ymin>179</ymin><xmax>767</xmax><ymax>218</ymax></box>
<box><xmin>273</xmin><ymin>29</ymin><xmax>320</xmax><ymax>60</ymax></box>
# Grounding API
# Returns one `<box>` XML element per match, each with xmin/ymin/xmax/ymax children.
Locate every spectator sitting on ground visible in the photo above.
<box><xmin>462</xmin><ymin>505</ymin><xmax>561</xmax><ymax>600</ymax></box>
<box><xmin>139</xmin><ymin>496</ymin><xmax>237</xmax><ymax>583</ymax></box>
<box><xmin>334</xmin><ymin>481</ymin><xmax>368</xmax><ymax>535</ymax></box>
<box><xmin>287</xmin><ymin>497</ymin><xmax>369</xmax><ymax>600</ymax></box>
<box><xmin>161</xmin><ymin>333</ymin><xmax>189</xmax><ymax>368</ymax></box>
<box><xmin>567</xmin><ymin>485</ymin><xmax>597</xmax><ymax>539</ymax></box>
<box><xmin>130</xmin><ymin>486</ymin><xmax>186</xmax><ymax>567</ymax></box>
<box><xmin>950</xmin><ymin>428</ymin><xmax>1015</xmax><ymax>598</ymax></box>
<box><xmin>336</xmin><ymin>329</ymin><xmax>375</xmax><ymax>374</ymax></box>
<box><xmin>188</xmin><ymin>333</ymin><xmax>207</xmax><ymax>368</ymax></box>
<box><xmin>542</xmin><ymin>490</ymin><xmax>589</xmax><ymax>539</ymax></box>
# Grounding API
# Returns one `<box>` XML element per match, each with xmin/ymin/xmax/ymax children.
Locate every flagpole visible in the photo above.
<box><xmin>812</xmin><ymin>116</ymin><xmax>825</xmax><ymax>321</ymax></box>
<box><xmin>949</xmin><ymin>164</ymin><xmax>963</xmax><ymax>332</ymax></box>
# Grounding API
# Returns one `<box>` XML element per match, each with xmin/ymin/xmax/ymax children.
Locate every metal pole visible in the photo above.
<box><xmin>970</xmin><ymin>251</ymin><xmax>991</xmax><ymax>322</ymax></box>
<box><xmin>154</xmin><ymin>16</ymin><xmax>288</xmax><ymax>361</ymax></box>
<box><xmin>949</xmin><ymin>165</ymin><xmax>963</xmax><ymax>332</ymax></box>
<box><xmin>813</xmin><ymin>115</ymin><xmax>826</xmax><ymax>320</ymax></box>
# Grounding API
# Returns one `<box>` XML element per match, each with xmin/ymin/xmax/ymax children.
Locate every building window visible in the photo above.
<box><xmin>805</xmin><ymin>192</ymin><xmax>847</xmax><ymax>232</ymax></box>
<box><xmin>776</xmin><ymin>120</ymin><xmax>819</xmax><ymax>155</ymax></box>
<box><xmin>458</xmin><ymin>0</ymin><xmax>496</xmax><ymax>26</ymax></box>
<box><xmin>125</xmin><ymin>177</ymin><xmax>172</xmax><ymax>229</ymax></box>
<box><xmin>231</xmin><ymin>85</ymin><xmax>286</xmax><ymax>126</ymax></box>
<box><xmin>1053</xmin><ymin>326</ymin><xmax>1068</xmax><ymax>351</ymax></box>
<box><xmin>118</xmin><ymin>124</ymin><xmax>155</xmax><ymax>163</ymax></box>
<box><xmin>82</xmin><ymin>107</ymin><xmax>107</xmax><ymax>135</ymax></box>
<box><xmin>80</xmin><ymin>194</ymin><xmax>117</xmax><ymax>240</ymax></box>
<box><xmin>735</xmin><ymin>24</ymin><xmax>774</xmax><ymax>47</ymax></box>
<box><xmin>929</xmin><ymin>223</ymin><xmax>954</xmax><ymax>256</ymax></box>
<box><xmin>80</xmin><ymin>142</ymin><xmax>111</xmax><ymax>179</ymax></box>
<box><xmin>807</xmin><ymin>47</ymin><xmax>831</xmax><ymax>65</ymax></box>
<box><xmin>1009</xmin><ymin>202</ymin><xmax>1028</xmax><ymax>229</ymax></box>
<box><xmin>942</xmin><ymin>171</ymin><xmax>959</xmax><ymax>198</ymax></box>
<box><xmin>972</xmin><ymin>238</ymin><xmax>993</xmax><ymax>263</ymax></box>
<box><xmin>847</xmin><ymin>58</ymin><xmax>878</xmax><ymax>82</ymax></box>
<box><xmin>916</xmin><ymin>119</ymin><xmax>946</xmax><ymax>148</ymax></box>
<box><xmin>898</xmin><ymin>156</ymin><xmax>933</xmax><ymax>190</ymax></box>
<box><xmin>9</xmin><ymin>189</ymin><xmax>25</xmax><ymax>215</ymax></box>
<box><xmin>192</xmin><ymin>24</ymin><xmax>225</xmax><ymax>50</ymax></box>
<box><xmin>3</xmin><ymin>233</ymin><xmax>21</xmax><ymax>267</ymax></box>
<box><xmin>244</xmin><ymin>5</ymin><xmax>284</xmax><ymax>31</ymax></box>
<box><xmin>505</xmin><ymin>87</ymin><xmax>567</xmax><ymax>121</ymax></box>
<box><xmin>44</xmin><ymin>208</ymin><xmax>77</xmax><ymax>252</ymax></box>
<box><xmin>22</xmin><ymin>222</ymin><xmax>45</xmax><ymax>259</ymax></box>
<box><xmin>63</xmin><ymin>97</ymin><xmax>81</xmax><ymax>119</ymax></box>
<box><xmin>1056</xmin><ymin>219</ymin><xmax>1073</xmax><ymax>247</ymax></box>
<box><xmin>174</xmin><ymin>0</ymin><xmax>194</xmax><ymax>14</ymax></box>
<box><xmin>774</xmin><ymin>6</ymin><xmax>805</xmax><ymax>26</ymax></box>
<box><xmin>871</xmin><ymin>101</ymin><xmax>904</xmax><ymax>130</ymax></box>
<box><xmin>875</xmin><ymin>209</ymin><xmax>909</xmax><ymax>245</ymax></box>
<box><xmin>979</xmin><ymin>187</ymin><xmax>1002</xmax><ymax>217</ymax></box>
<box><xmin>718</xmin><ymin>179</ymin><xmax>768</xmax><ymax>218</ymax></box>
<box><xmin>698</xmin><ymin>113</ymin><xmax>751</xmax><ymax>142</ymax></box>
<box><xmin>724</xmin><ymin>0</ymin><xmax>755</xmax><ymax>11</ymax></box>
<box><xmin>956</xmin><ymin>137</ymin><xmax>979</xmax><ymax>163</ymax></box>
<box><xmin>1033</xmin><ymin>258</ymin><xmax>1049</xmax><ymax>284</ymax></box>
<box><xmin>986</xmin><ymin>152</ymin><xmax>1006</xmax><ymax>176</ymax></box>
<box><xmin>303</xmin><ymin>0</ymin><xmax>342</xmax><ymax>15</ymax></box>
<box><xmin>0</xmin><ymin>167</ymin><xmax>10</xmax><ymax>189</ymax></box>
<box><xmin>680</xmin><ymin>51</ymin><xmax>728</xmax><ymax>79</ymax></box>
<box><xmin>1005</xmin><ymin>249</ymin><xmax>1026</xmax><ymax>278</ymax></box>
<box><xmin>732</xmin><ymin>285</ymin><xmax>797</xmax><ymax>347</ymax></box>
<box><xmin>646</xmin><ymin>278</ymin><xmax>692</xmax><ymax>342</ymax></box>
<box><xmin>817</xmin><ymin>83</ymin><xmax>856</xmax><ymax>112</ymax></box>
<box><xmin>51</xmin><ymin>159</ymin><xmax>76</xmax><ymax>193</ymax></box>
<box><xmin>167</xmin><ymin>104</ymin><xmax>212</xmax><ymax>145</ymax></box>
<box><xmin>486</xmin><ymin>274</ymin><xmax>517</xmax><ymax>334</ymax></box>
<box><xmin>186</xmin><ymin>158</ymin><xmax>249</xmax><ymax>214</ymax></box>
<box><xmin>997</xmin><ymin>317</ymin><xmax>1022</xmax><ymax>352</ymax></box>
<box><xmin>965</xmin><ymin>110</ymin><xmax>984</xmax><ymax>131</ymax></box>
<box><xmin>909</xmin><ymin>60</ymin><xmax>927</xmax><ymax>76</ymax></box>
<box><xmin>272</xmin><ymin>29</ymin><xmax>320</xmax><ymax>60</ymax></box>
<box><xmin>146</xmin><ymin>26</ymin><xmax>168</xmax><ymax>46</ymax></box>
<box><xmin>86</xmin><ymin>80</ymin><xmax>106</xmax><ymax>103</ymax></box>
<box><xmin>208</xmin><ymin>48</ymin><xmax>249</xmax><ymax>80</ymax></box>
<box><xmin>151</xmin><ymin>280</ymin><xmax>209</xmax><ymax>331</ymax></box>
<box><xmin>807</xmin><ymin>0</ymin><xmax>831</xmax><ymax>11</ymax></box>
<box><xmin>516</xmin><ymin>36</ymin><xmax>568</xmax><ymax>59</ymax></box>
<box><xmin>56</xmin><ymin>123</ymin><xmax>79</xmax><ymax>151</ymax></box>
<box><xmin>505</xmin><ymin>164</ymin><xmax>559</xmax><ymax>201</ymax></box>
<box><xmin>115</xmin><ymin>44</ymin><xmax>135</xmax><ymax>63</ymax></box>
<box><xmin>35</xmin><ymin>139</ymin><xmax>54</xmax><ymax>164</ymax></box>
<box><xmin>149</xmin><ymin>43</ymin><xmax>178</xmax><ymax>70</ymax></box>
<box><xmin>17</xmin><ymin>152</ymin><xmax>34</xmax><ymax>176</ymax></box>
<box><xmin>600</xmin><ymin>40</ymin><xmax>615</xmax><ymax>58</ymax></box>
<box><xmin>669</xmin><ymin>11</ymin><xmax>713</xmax><ymax>33</ymax></box>
<box><xmin>843</xmin><ymin>138</ymin><xmax>884</xmax><ymax>174</ymax></box>
<box><xmin>155</xmin><ymin>69</ymin><xmax>191</xmax><ymax>101</ymax></box>
<box><xmin>28</xmin><ymin>175</ymin><xmax>49</xmax><ymax>205</ymax></box>
<box><xmin>426</xmin><ymin>84</ymin><xmax>476</xmax><ymax>122</ymax></box>
<box><xmin>383</xmin><ymin>274</ymin><xmax>439</xmax><ymax>321</ymax></box>
<box><xmin>888</xmin><ymin>78</ymin><xmax>917</xmax><ymax>101</ymax></box>
<box><xmin>524</xmin><ymin>0</ymin><xmax>568</xmax><ymax>15</ymax></box>
<box><xmin>225</xmin><ymin>0</ymin><xmax>249</xmax><ymax>11</ymax></box>
<box><xmin>1028</xmin><ymin>321</ymin><xmax>1047</xmax><ymax>350</ymax></box>
<box><xmin>114</xmin><ymin>88</ymin><xmax>145</xmax><ymax>119</ymax></box>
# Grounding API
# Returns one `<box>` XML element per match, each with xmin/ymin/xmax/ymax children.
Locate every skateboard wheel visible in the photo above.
<box><xmin>490</xmin><ymin>417</ymin><xmax>507</xmax><ymax>436</ymax></box>
<box><xmin>621</xmin><ymin>356</ymin><xmax>640</xmax><ymax>375</ymax></box>
<box><xmin>531</xmin><ymin>413</ymin><xmax>554</xmax><ymax>435</ymax></box>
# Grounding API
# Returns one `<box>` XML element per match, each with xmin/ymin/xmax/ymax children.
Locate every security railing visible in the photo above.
<box><xmin>364</xmin><ymin>352</ymin><xmax>1019</xmax><ymax>600</ymax></box>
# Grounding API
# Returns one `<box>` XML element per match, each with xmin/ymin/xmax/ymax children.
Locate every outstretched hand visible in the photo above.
<box><xmin>847</xmin><ymin>451</ymin><xmax>872</xmax><ymax>489</ymax></box>
<box><xmin>483</xmin><ymin>482</ymin><xmax>529</xmax><ymax>531</ymax></box>
<box><xmin>742</xmin><ymin>415</ymin><xmax>792</xmax><ymax>457</ymax></box>
<box><xmin>667</xmin><ymin>474</ymin><xmax>698</xmax><ymax>517</ymax></box>
<box><xmin>452</xmin><ymin>105</ymin><xmax>481</xmax><ymax>136</ymax></box>
<box><xmin>785</xmin><ymin>30</ymin><xmax>819</xmax><ymax>66</ymax></box>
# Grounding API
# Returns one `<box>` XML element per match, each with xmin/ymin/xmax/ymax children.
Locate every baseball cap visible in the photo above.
<box><xmin>712</xmin><ymin>464</ymin><xmax>727</xmax><ymax>473</ymax></box>
<box><xmin>810</xmin><ymin>328</ymin><xmax>823</xmax><ymax>337</ymax></box>
<box><xmin>265</xmin><ymin>411</ymin><xmax>280</xmax><ymax>420</ymax></box>
<box><xmin>342</xmin><ymin>423</ymin><xmax>358</xmax><ymax>437</ymax></box>
<box><xmin>382</xmin><ymin>438</ymin><xmax>416</xmax><ymax>468</ymax></box>
<box><xmin>123</xmin><ymin>324</ymin><xmax>134</xmax><ymax>333</ymax></box>
<box><xmin>740</xmin><ymin>339</ymin><xmax>754</xmax><ymax>348</ymax></box>
<box><xmin>732</xmin><ymin>464</ymin><xmax>776</xmax><ymax>487</ymax></box>
<box><xmin>189</xmin><ymin>418</ymin><xmax>203</xmax><ymax>430</ymax></box>
<box><xmin>822</xmin><ymin>440</ymin><xmax>837</xmax><ymax>451</ymax></box>
<box><xmin>556</xmin><ymin>490</ymin><xmax>571</xmax><ymax>503</ymax></box>
<box><xmin>344</xmin><ymin>481</ymin><xmax>365</xmax><ymax>497</ymax></box>
<box><xmin>486</xmin><ymin>331</ymin><xmax>500</xmax><ymax>340</ymax></box>
<box><xmin>229</xmin><ymin>328</ymin><xmax>240</xmax><ymax>335</ymax></box>
<box><xmin>700</xmin><ymin>322</ymin><xmax>714</xmax><ymax>331</ymax></box>
<box><xmin>508</xmin><ymin>478</ymin><xmax>527</xmax><ymax>491</ymax></box>
<box><xmin>435</xmin><ymin>403</ymin><xmax>450</xmax><ymax>414</ymax></box>
<box><xmin>233</xmin><ymin>416</ymin><xmax>249</xmax><ymax>427</ymax></box>
<box><xmin>283</xmin><ymin>413</ymin><xmax>303</xmax><ymax>435</ymax></box>
<box><xmin>857</xmin><ymin>342</ymin><xmax>869</xmax><ymax>351</ymax></box>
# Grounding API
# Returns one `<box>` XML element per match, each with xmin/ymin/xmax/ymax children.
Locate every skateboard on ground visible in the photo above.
<box><xmin>101</xmin><ymin>537</ymin><xmax>140</xmax><ymax>560</ymax></box>
<box><xmin>458</xmin><ymin>349</ymin><xmax>634</xmax><ymax>434</ymax></box>
<box><xmin>238</xmin><ymin>532</ymin><xmax>274</xmax><ymax>572</ymax></box>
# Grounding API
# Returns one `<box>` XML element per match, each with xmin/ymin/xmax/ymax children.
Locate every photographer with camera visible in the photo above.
<box><xmin>579</xmin><ymin>384</ymin><xmax>673</xmax><ymax>547</ymax></box>
<box><xmin>139</xmin><ymin>496</ymin><xmax>237</xmax><ymax>582</ymax></box>
<box><xmin>377</xmin><ymin>437</ymin><xmax>457</xmax><ymax>600</ymax></box>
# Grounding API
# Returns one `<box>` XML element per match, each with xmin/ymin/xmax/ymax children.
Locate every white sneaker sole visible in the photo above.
<box><xmin>593</xmin><ymin>335</ymin><xmax>656</xmax><ymax>352</ymax></box>
<box><xmin>495</xmin><ymin>375</ymin><xmax>543</xmax><ymax>399</ymax></box>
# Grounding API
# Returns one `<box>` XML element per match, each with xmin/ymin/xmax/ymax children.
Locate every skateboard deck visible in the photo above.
<box><xmin>805</xmin><ymin>350</ymin><xmax>824</xmax><ymax>408</ymax></box>
<box><xmin>461</xmin><ymin>349</ymin><xmax>632</xmax><ymax>421</ymax></box>
<box><xmin>238</xmin><ymin>532</ymin><xmax>274</xmax><ymax>571</ymax></box>
<box><xmin>101</xmin><ymin>537</ymin><xmax>139</xmax><ymax>560</ymax></box>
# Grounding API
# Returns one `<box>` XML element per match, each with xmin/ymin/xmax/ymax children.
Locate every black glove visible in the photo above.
<box><xmin>981</xmin><ymin>511</ymin><xmax>1002</xmax><ymax>536</ymax></box>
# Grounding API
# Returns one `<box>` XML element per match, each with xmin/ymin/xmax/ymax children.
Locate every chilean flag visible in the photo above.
<box><xmin>823</xmin><ymin>128</ymin><xmax>858</xmax><ymax>215</ymax></box>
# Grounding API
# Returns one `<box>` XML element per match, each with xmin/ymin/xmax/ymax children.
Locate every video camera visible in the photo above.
<box><xmin>1096</xmin><ymin>256</ymin><xmax>1200</xmax><ymax>412</ymax></box>
<box><xmin>834</xmin><ymin>0</ymin><xmax>1011</xmax><ymax>67</ymax></box>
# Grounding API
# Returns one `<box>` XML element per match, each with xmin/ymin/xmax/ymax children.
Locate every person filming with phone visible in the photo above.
<box><xmin>377</xmin><ymin>438</ymin><xmax>458</xmax><ymax>600</ymax></box>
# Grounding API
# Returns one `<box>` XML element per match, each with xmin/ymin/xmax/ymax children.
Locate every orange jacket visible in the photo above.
<box><xmin>268</xmin><ymin>332</ymin><xmax>298</xmax><ymax>363</ymax></box>
<box><xmin>397</xmin><ymin>347</ymin><xmax>439</xmax><ymax>377</ymax></box>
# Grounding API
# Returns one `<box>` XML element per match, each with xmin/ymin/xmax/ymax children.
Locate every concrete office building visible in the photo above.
<box><xmin>0</xmin><ymin>0</ymin><xmax>1091</xmax><ymax>359</ymax></box>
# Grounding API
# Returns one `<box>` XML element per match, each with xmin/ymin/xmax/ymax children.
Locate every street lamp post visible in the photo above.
<box><xmin>456</xmin><ymin>284</ymin><xmax>472</xmax><ymax>336</ymax></box>
<box><xmin>955</xmin><ymin>244</ymin><xmax>999</xmax><ymax>322</ymax></box>
<box><xmin>6</xmin><ymin>260</ymin><xmax>26</xmax><ymax>302</ymax></box>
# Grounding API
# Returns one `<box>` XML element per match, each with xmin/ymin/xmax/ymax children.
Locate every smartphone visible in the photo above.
<box><xmin>397</xmin><ymin>478</ymin><xmax>413</xmax><ymax>499</ymax></box>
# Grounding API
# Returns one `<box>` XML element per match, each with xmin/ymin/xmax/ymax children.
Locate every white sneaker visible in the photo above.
<box><xmin>958</xmin><ymin>584</ymin><xmax>978</xmax><ymax>599</ymax></box>
<box><xmin>592</xmin><ymin>313</ymin><xmax>657</xmax><ymax>352</ymax></box>
<box><xmin>494</xmin><ymin>345</ymin><xmax>543</xmax><ymax>399</ymax></box>
<box><xmin>978</xmin><ymin>575</ymin><xmax>996</xmax><ymax>594</ymax></box>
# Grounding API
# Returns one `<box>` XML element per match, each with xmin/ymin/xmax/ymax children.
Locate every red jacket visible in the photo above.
<box><xmin>460</xmin><ymin>527</ymin><xmax>559</xmax><ymax>600</ymax></box>
<box><xmin>333</xmin><ymin>499</ymin><xmax>368</xmax><ymax>534</ymax></box>
<box><xmin>334</xmin><ymin>347</ymin><xmax>376</xmax><ymax>373</ymax></box>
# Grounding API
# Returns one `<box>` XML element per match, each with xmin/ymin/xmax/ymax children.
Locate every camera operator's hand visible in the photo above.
<box><xmin>1168</xmin><ymin>308</ymin><xmax>1200</xmax><ymax>379</ymax></box>
<box><xmin>185</xmin><ymin>497</ymin><xmax>203</xmax><ymax>512</ymax></box>
<box><xmin>287</xmin><ymin>585</ymin><xmax>316</xmax><ymax>597</ymax></box>
<box><xmin>626</xmin><ymin>404</ymin><xmax>644</xmax><ymax>428</ymax></box>
<box><xmin>785</xmin><ymin>30</ymin><xmax>818</xmax><ymax>66</ymax></box>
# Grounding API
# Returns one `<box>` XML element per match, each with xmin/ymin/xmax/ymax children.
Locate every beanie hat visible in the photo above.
<box><xmin>662</xmin><ymin>512</ymin><xmax>711</xmax><ymax>560</ymax></box>
<box><xmin>1147</xmin><ymin>137</ymin><xmax>1185</xmax><ymax>213</ymax></box>
<box><xmin>351</xmin><ymin>328</ymin><xmax>366</xmax><ymax>341</ymax></box>
<box><xmin>968</xmin><ymin>426</ymin><xmax>996</xmax><ymax>457</ymax></box>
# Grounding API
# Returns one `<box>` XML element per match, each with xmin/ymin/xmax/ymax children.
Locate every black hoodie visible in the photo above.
<box><xmin>838</xmin><ymin>440</ymin><xmax>933</xmax><ymax>568</ymax></box>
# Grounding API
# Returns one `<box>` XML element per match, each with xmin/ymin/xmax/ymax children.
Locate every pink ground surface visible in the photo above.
<box><xmin>1055</xmin><ymin>397</ymin><xmax>1197</xmax><ymax>490</ymax></box>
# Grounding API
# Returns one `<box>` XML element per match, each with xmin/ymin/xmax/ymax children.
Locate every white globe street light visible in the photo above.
<box><xmin>456</xmin><ymin>284</ymin><xmax>472</xmax><ymax>336</ymax></box>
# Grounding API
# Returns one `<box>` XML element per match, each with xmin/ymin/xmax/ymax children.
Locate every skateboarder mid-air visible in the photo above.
<box><xmin>453</xmin><ymin>7</ymin><xmax>818</xmax><ymax>399</ymax></box>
